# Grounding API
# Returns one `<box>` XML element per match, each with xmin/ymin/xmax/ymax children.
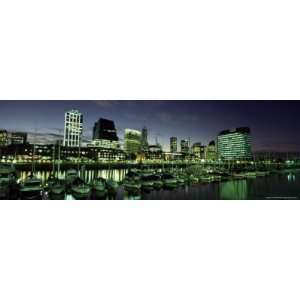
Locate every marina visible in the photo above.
<box><xmin>1</xmin><ymin>163</ymin><xmax>299</xmax><ymax>200</ymax></box>
<box><xmin>0</xmin><ymin>101</ymin><xmax>300</xmax><ymax>200</ymax></box>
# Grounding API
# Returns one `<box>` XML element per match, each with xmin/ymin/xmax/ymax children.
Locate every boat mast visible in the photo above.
<box><xmin>32</xmin><ymin>126</ymin><xmax>38</xmax><ymax>176</ymax></box>
<box><xmin>52</xmin><ymin>144</ymin><xmax>55</xmax><ymax>176</ymax></box>
<box><xmin>78</xmin><ymin>137</ymin><xmax>81</xmax><ymax>175</ymax></box>
<box><xmin>58</xmin><ymin>141</ymin><xmax>61</xmax><ymax>176</ymax></box>
<box><xmin>32</xmin><ymin>144</ymin><xmax>36</xmax><ymax>175</ymax></box>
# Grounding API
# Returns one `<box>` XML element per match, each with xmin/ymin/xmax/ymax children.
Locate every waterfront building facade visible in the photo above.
<box><xmin>164</xmin><ymin>152</ymin><xmax>183</xmax><ymax>161</ymax></box>
<box><xmin>88</xmin><ymin>139</ymin><xmax>120</xmax><ymax>149</ymax></box>
<box><xmin>91</xmin><ymin>118</ymin><xmax>120</xmax><ymax>149</ymax></box>
<box><xmin>217</xmin><ymin>127</ymin><xmax>252</xmax><ymax>161</ymax></box>
<box><xmin>143</xmin><ymin>144</ymin><xmax>163</xmax><ymax>160</ymax></box>
<box><xmin>192</xmin><ymin>142</ymin><xmax>201</xmax><ymax>158</ymax></box>
<box><xmin>180</xmin><ymin>139</ymin><xmax>189</xmax><ymax>154</ymax></box>
<box><xmin>10</xmin><ymin>132</ymin><xmax>27</xmax><ymax>145</ymax></box>
<box><xmin>63</xmin><ymin>110</ymin><xmax>83</xmax><ymax>147</ymax></box>
<box><xmin>0</xmin><ymin>130</ymin><xmax>8</xmax><ymax>146</ymax></box>
<box><xmin>59</xmin><ymin>145</ymin><xmax>125</xmax><ymax>162</ymax></box>
<box><xmin>205</xmin><ymin>140</ymin><xmax>217</xmax><ymax>161</ymax></box>
<box><xmin>93</xmin><ymin>118</ymin><xmax>118</xmax><ymax>140</ymax></box>
<box><xmin>124</xmin><ymin>129</ymin><xmax>142</xmax><ymax>154</ymax></box>
<box><xmin>0</xmin><ymin>143</ymin><xmax>126</xmax><ymax>163</ymax></box>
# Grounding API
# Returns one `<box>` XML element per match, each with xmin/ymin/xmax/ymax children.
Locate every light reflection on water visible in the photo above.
<box><xmin>142</xmin><ymin>171</ymin><xmax>300</xmax><ymax>200</ymax></box>
<box><xmin>19</xmin><ymin>169</ymin><xmax>300</xmax><ymax>200</ymax></box>
<box><xmin>219</xmin><ymin>180</ymin><xmax>248</xmax><ymax>200</ymax></box>
<box><xmin>20</xmin><ymin>169</ymin><xmax>128</xmax><ymax>184</ymax></box>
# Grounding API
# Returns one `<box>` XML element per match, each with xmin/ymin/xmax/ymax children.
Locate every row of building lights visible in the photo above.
<box><xmin>0</xmin><ymin>109</ymin><xmax>253</xmax><ymax>162</ymax></box>
<box><xmin>62</xmin><ymin>109</ymin><xmax>252</xmax><ymax>161</ymax></box>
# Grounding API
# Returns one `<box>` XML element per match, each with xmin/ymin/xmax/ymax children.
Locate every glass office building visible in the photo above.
<box><xmin>180</xmin><ymin>139</ymin><xmax>189</xmax><ymax>154</ymax></box>
<box><xmin>192</xmin><ymin>142</ymin><xmax>201</xmax><ymax>158</ymax></box>
<box><xmin>92</xmin><ymin>118</ymin><xmax>119</xmax><ymax>149</ymax></box>
<box><xmin>63</xmin><ymin>110</ymin><xmax>83</xmax><ymax>147</ymax></box>
<box><xmin>217</xmin><ymin>127</ymin><xmax>252</xmax><ymax>161</ymax></box>
<box><xmin>93</xmin><ymin>118</ymin><xmax>118</xmax><ymax>141</ymax></box>
<box><xmin>170</xmin><ymin>137</ymin><xmax>177</xmax><ymax>153</ymax></box>
<box><xmin>124</xmin><ymin>129</ymin><xmax>142</xmax><ymax>154</ymax></box>
<box><xmin>205</xmin><ymin>141</ymin><xmax>217</xmax><ymax>160</ymax></box>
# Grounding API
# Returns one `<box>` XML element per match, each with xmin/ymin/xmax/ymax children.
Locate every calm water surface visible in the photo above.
<box><xmin>140</xmin><ymin>170</ymin><xmax>300</xmax><ymax>200</ymax></box>
<box><xmin>20</xmin><ymin>169</ymin><xmax>300</xmax><ymax>200</ymax></box>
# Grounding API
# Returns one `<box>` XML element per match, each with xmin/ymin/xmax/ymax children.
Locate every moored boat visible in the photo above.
<box><xmin>0</xmin><ymin>181</ymin><xmax>9</xmax><ymax>199</ymax></box>
<box><xmin>175</xmin><ymin>175</ymin><xmax>185</xmax><ymax>185</ymax></box>
<box><xmin>161</xmin><ymin>173</ymin><xmax>177</xmax><ymax>189</ymax></box>
<box><xmin>187</xmin><ymin>174</ymin><xmax>199</xmax><ymax>184</ymax></box>
<box><xmin>211</xmin><ymin>175</ymin><xmax>222</xmax><ymax>182</ymax></box>
<box><xmin>49</xmin><ymin>179</ymin><xmax>66</xmax><ymax>198</ymax></box>
<box><xmin>141</xmin><ymin>175</ymin><xmax>155</xmax><ymax>191</ymax></box>
<box><xmin>65</xmin><ymin>169</ymin><xmax>79</xmax><ymax>192</ymax></box>
<box><xmin>106</xmin><ymin>178</ymin><xmax>118</xmax><ymax>196</ymax></box>
<box><xmin>19</xmin><ymin>175</ymin><xmax>43</xmax><ymax>199</ymax></box>
<box><xmin>123</xmin><ymin>179</ymin><xmax>141</xmax><ymax>194</ymax></box>
<box><xmin>199</xmin><ymin>175</ymin><xmax>213</xmax><ymax>183</ymax></box>
<box><xmin>232</xmin><ymin>173</ymin><xmax>246</xmax><ymax>179</ymax></box>
<box><xmin>123</xmin><ymin>171</ymin><xmax>141</xmax><ymax>194</ymax></box>
<box><xmin>151</xmin><ymin>174</ymin><xmax>163</xmax><ymax>189</ymax></box>
<box><xmin>65</xmin><ymin>169</ymin><xmax>78</xmax><ymax>183</ymax></box>
<box><xmin>0</xmin><ymin>164</ymin><xmax>18</xmax><ymax>199</ymax></box>
<box><xmin>91</xmin><ymin>177</ymin><xmax>107</xmax><ymax>199</ymax></box>
<box><xmin>71</xmin><ymin>177</ymin><xmax>91</xmax><ymax>199</ymax></box>
<box><xmin>244</xmin><ymin>172</ymin><xmax>256</xmax><ymax>178</ymax></box>
<box><xmin>256</xmin><ymin>171</ymin><xmax>268</xmax><ymax>176</ymax></box>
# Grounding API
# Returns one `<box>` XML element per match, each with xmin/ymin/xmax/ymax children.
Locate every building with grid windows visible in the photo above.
<box><xmin>63</xmin><ymin>110</ymin><xmax>83</xmax><ymax>147</ymax></box>
<box><xmin>124</xmin><ymin>129</ymin><xmax>142</xmax><ymax>154</ymax></box>
<box><xmin>92</xmin><ymin>118</ymin><xmax>120</xmax><ymax>149</ymax></box>
<box><xmin>180</xmin><ymin>139</ymin><xmax>189</xmax><ymax>154</ymax></box>
<box><xmin>170</xmin><ymin>137</ymin><xmax>177</xmax><ymax>153</ymax></box>
<box><xmin>10</xmin><ymin>132</ymin><xmax>27</xmax><ymax>145</ymax></box>
<box><xmin>205</xmin><ymin>140</ymin><xmax>217</xmax><ymax>160</ymax></box>
<box><xmin>217</xmin><ymin>127</ymin><xmax>252</xmax><ymax>161</ymax></box>
<box><xmin>93</xmin><ymin>118</ymin><xmax>118</xmax><ymax>140</ymax></box>
<box><xmin>0</xmin><ymin>130</ymin><xmax>8</xmax><ymax>146</ymax></box>
<box><xmin>191</xmin><ymin>142</ymin><xmax>201</xmax><ymax>158</ymax></box>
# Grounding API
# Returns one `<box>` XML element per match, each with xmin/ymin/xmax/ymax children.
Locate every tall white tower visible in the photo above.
<box><xmin>63</xmin><ymin>110</ymin><xmax>83</xmax><ymax>147</ymax></box>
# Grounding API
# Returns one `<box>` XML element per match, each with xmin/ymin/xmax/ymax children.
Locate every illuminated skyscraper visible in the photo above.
<box><xmin>93</xmin><ymin>118</ymin><xmax>118</xmax><ymax>140</ymax></box>
<box><xmin>0</xmin><ymin>130</ymin><xmax>8</xmax><ymax>146</ymax></box>
<box><xmin>124</xmin><ymin>129</ymin><xmax>142</xmax><ymax>154</ymax></box>
<box><xmin>180</xmin><ymin>139</ymin><xmax>189</xmax><ymax>154</ymax></box>
<box><xmin>192</xmin><ymin>142</ymin><xmax>201</xmax><ymax>158</ymax></box>
<box><xmin>170</xmin><ymin>137</ymin><xmax>177</xmax><ymax>153</ymax></box>
<box><xmin>92</xmin><ymin>118</ymin><xmax>119</xmax><ymax>149</ymax></box>
<box><xmin>217</xmin><ymin>127</ymin><xmax>252</xmax><ymax>161</ymax></box>
<box><xmin>141</xmin><ymin>126</ymin><xmax>148</xmax><ymax>151</ymax></box>
<box><xmin>63</xmin><ymin>110</ymin><xmax>83</xmax><ymax>147</ymax></box>
<box><xmin>205</xmin><ymin>140</ymin><xmax>217</xmax><ymax>160</ymax></box>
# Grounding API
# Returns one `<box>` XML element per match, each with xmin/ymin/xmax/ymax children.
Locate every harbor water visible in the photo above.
<box><xmin>19</xmin><ymin>168</ymin><xmax>300</xmax><ymax>200</ymax></box>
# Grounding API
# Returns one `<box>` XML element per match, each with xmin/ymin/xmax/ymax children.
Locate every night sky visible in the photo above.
<box><xmin>0</xmin><ymin>100</ymin><xmax>299</xmax><ymax>152</ymax></box>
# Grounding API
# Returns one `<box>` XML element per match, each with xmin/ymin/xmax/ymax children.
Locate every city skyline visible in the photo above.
<box><xmin>0</xmin><ymin>100</ymin><xmax>300</xmax><ymax>152</ymax></box>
